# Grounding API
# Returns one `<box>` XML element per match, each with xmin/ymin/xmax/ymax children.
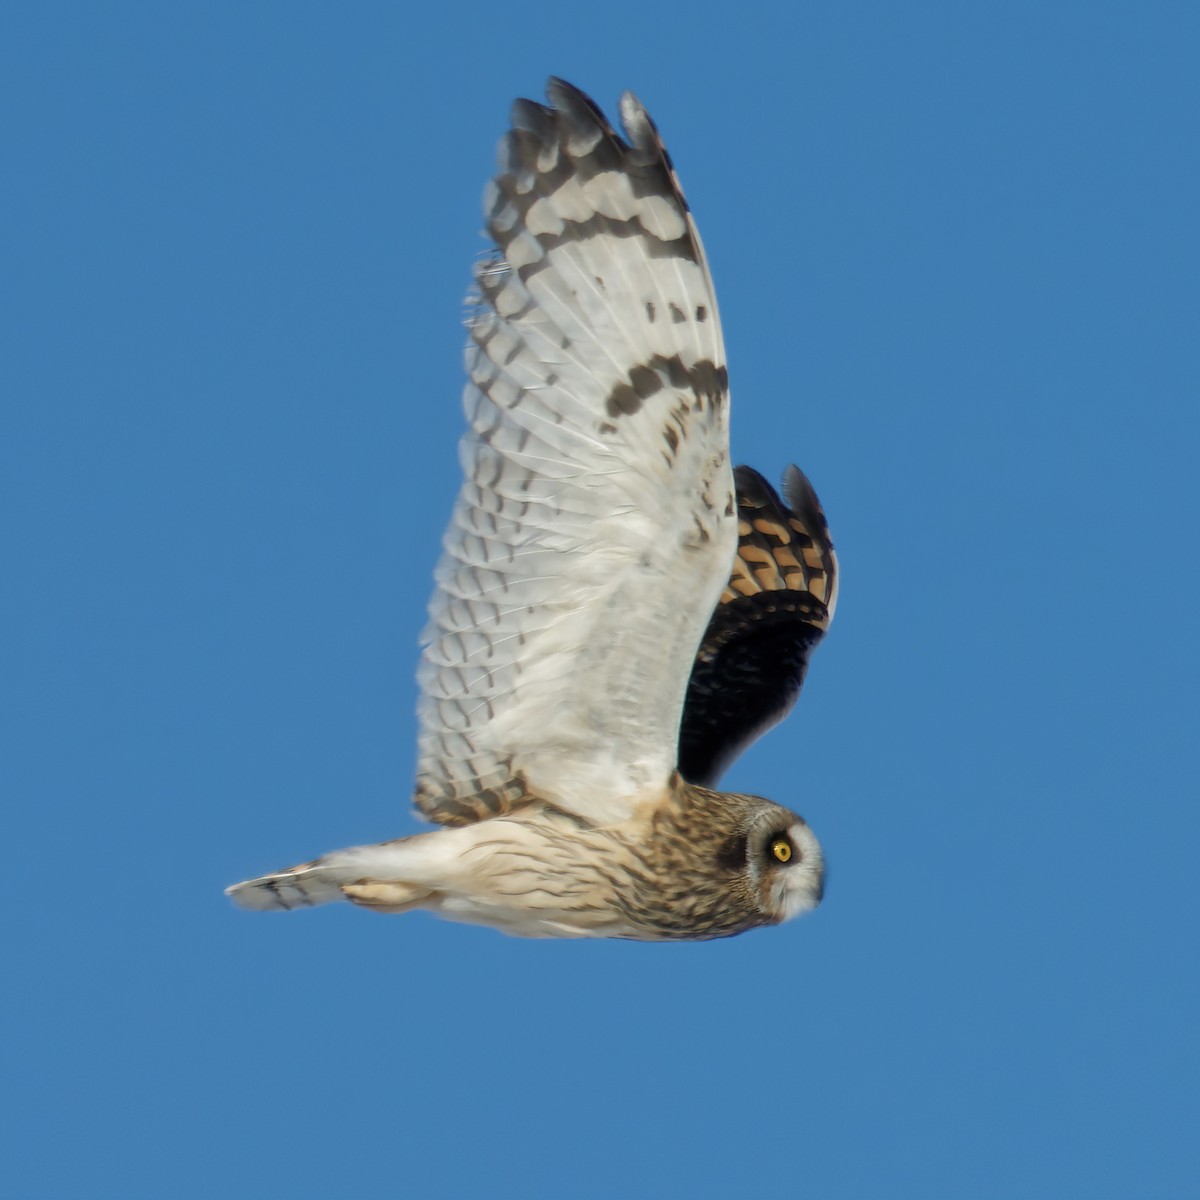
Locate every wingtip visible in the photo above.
<box><xmin>781</xmin><ymin>464</ymin><xmax>838</xmax><ymax>622</ymax></box>
<box><xmin>619</xmin><ymin>89</ymin><xmax>656</xmax><ymax>149</ymax></box>
<box><xmin>731</xmin><ymin>463</ymin><xmax>774</xmax><ymax>503</ymax></box>
<box><xmin>544</xmin><ymin>77</ymin><xmax>615</xmax><ymax>136</ymax></box>
<box><xmin>782</xmin><ymin>463</ymin><xmax>816</xmax><ymax>515</ymax></box>
<box><xmin>535</xmin><ymin>78</ymin><xmax>659</xmax><ymax>154</ymax></box>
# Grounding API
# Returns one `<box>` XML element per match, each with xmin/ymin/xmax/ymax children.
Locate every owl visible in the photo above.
<box><xmin>226</xmin><ymin>79</ymin><xmax>838</xmax><ymax>940</ymax></box>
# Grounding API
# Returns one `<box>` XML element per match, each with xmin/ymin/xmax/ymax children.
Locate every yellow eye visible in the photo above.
<box><xmin>771</xmin><ymin>838</ymin><xmax>793</xmax><ymax>864</ymax></box>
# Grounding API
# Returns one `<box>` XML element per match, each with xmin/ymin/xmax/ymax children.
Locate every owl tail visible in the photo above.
<box><xmin>225</xmin><ymin>839</ymin><xmax>435</xmax><ymax>914</ymax></box>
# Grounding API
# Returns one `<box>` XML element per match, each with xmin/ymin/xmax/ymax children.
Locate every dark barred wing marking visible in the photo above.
<box><xmin>416</xmin><ymin>80</ymin><xmax>735</xmax><ymax>828</ymax></box>
<box><xmin>677</xmin><ymin>465</ymin><xmax>838</xmax><ymax>788</ymax></box>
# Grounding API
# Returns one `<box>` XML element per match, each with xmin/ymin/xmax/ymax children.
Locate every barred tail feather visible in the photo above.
<box><xmin>225</xmin><ymin>839</ymin><xmax>435</xmax><ymax>913</ymax></box>
<box><xmin>225</xmin><ymin>860</ymin><xmax>352</xmax><ymax>911</ymax></box>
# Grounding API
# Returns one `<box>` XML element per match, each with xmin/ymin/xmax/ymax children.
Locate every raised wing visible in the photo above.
<box><xmin>677</xmin><ymin>465</ymin><xmax>837</xmax><ymax>788</ymax></box>
<box><xmin>415</xmin><ymin>79</ymin><xmax>737</xmax><ymax>828</ymax></box>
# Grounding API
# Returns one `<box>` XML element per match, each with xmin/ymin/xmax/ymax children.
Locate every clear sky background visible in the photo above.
<box><xmin>4</xmin><ymin>3</ymin><xmax>1198</xmax><ymax>1197</ymax></box>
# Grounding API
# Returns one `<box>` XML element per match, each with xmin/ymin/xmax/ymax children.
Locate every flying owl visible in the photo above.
<box><xmin>226</xmin><ymin>79</ymin><xmax>838</xmax><ymax>940</ymax></box>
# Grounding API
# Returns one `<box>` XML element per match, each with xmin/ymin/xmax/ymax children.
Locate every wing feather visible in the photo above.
<box><xmin>416</xmin><ymin>80</ymin><xmax>736</xmax><ymax>828</ymax></box>
<box><xmin>677</xmin><ymin>465</ymin><xmax>837</xmax><ymax>788</ymax></box>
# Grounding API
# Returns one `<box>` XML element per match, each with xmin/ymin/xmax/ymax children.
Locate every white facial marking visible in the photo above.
<box><xmin>774</xmin><ymin>820</ymin><xmax>824</xmax><ymax>923</ymax></box>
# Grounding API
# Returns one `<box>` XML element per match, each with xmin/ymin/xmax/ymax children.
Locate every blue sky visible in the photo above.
<box><xmin>4</xmin><ymin>2</ymin><xmax>1198</xmax><ymax>1197</ymax></box>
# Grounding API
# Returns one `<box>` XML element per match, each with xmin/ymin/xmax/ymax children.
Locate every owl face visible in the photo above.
<box><xmin>738</xmin><ymin>804</ymin><xmax>825</xmax><ymax>924</ymax></box>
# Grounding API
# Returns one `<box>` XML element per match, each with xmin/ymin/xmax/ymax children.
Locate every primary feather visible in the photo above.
<box><xmin>414</xmin><ymin>78</ymin><xmax>736</xmax><ymax>829</ymax></box>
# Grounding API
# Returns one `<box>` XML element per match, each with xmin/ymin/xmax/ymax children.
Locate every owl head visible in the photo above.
<box><xmin>681</xmin><ymin>787</ymin><xmax>824</xmax><ymax>929</ymax></box>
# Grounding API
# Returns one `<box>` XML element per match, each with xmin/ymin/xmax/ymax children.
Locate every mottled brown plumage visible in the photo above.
<box><xmin>600</xmin><ymin>776</ymin><xmax>823</xmax><ymax>939</ymax></box>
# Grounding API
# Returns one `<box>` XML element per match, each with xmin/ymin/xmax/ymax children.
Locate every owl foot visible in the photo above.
<box><xmin>341</xmin><ymin>881</ymin><xmax>435</xmax><ymax>914</ymax></box>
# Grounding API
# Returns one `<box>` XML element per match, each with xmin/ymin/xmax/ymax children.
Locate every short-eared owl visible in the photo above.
<box><xmin>227</xmin><ymin>79</ymin><xmax>838</xmax><ymax>940</ymax></box>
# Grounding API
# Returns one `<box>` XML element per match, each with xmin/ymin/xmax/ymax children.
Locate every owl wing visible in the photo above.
<box><xmin>677</xmin><ymin>464</ymin><xmax>838</xmax><ymax>788</ymax></box>
<box><xmin>415</xmin><ymin>79</ymin><xmax>737</xmax><ymax>829</ymax></box>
